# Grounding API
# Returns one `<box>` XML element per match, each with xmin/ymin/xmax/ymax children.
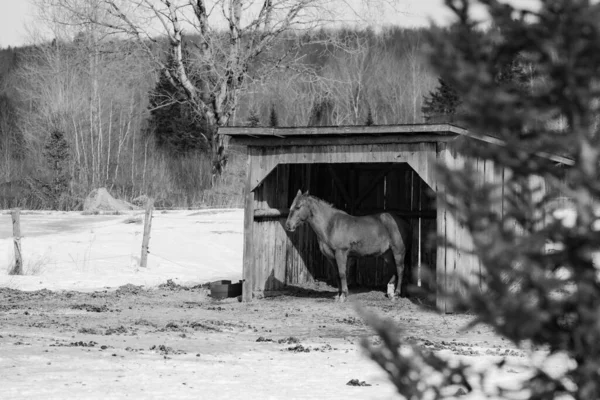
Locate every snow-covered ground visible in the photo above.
<box><xmin>0</xmin><ymin>209</ymin><xmax>243</xmax><ymax>291</ymax></box>
<box><xmin>0</xmin><ymin>209</ymin><xmax>575</xmax><ymax>399</ymax></box>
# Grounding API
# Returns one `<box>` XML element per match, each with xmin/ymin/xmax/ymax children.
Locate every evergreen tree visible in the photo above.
<box><xmin>269</xmin><ymin>104</ymin><xmax>279</xmax><ymax>127</ymax></box>
<box><xmin>363</xmin><ymin>1</ymin><xmax>600</xmax><ymax>398</ymax></box>
<box><xmin>147</xmin><ymin>48</ymin><xmax>212</xmax><ymax>155</ymax></box>
<box><xmin>246</xmin><ymin>107</ymin><xmax>261</xmax><ymax>127</ymax></box>
<box><xmin>365</xmin><ymin>106</ymin><xmax>374</xmax><ymax>126</ymax></box>
<box><xmin>307</xmin><ymin>98</ymin><xmax>334</xmax><ymax>126</ymax></box>
<box><xmin>43</xmin><ymin>130</ymin><xmax>70</xmax><ymax>208</ymax></box>
<box><xmin>421</xmin><ymin>78</ymin><xmax>461</xmax><ymax>123</ymax></box>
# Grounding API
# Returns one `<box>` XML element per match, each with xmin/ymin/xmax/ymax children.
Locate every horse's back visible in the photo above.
<box><xmin>326</xmin><ymin>211</ymin><xmax>409</xmax><ymax>255</ymax></box>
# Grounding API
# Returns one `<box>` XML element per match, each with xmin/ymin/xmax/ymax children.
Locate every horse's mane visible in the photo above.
<box><xmin>305</xmin><ymin>195</ymin><xmax>336</xmax><ymax>210</ymax></box>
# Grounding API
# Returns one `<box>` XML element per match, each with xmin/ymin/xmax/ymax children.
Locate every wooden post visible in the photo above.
<box><xmin>242</xmin><ymin>148</ymin><xmax>255</xmax><ymax>302</ymax></box>
<box><xmin>140</xmin><ymin>198</ymin><xmax>154</xmax><ymax>268</ymax></box>
<box><xmin>11</xmin><ymin>209</ymin><xmax>23</xmax><ymax>275</ymax></box>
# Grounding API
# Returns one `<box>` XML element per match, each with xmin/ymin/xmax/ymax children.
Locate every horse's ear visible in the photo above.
<box><xmin>304</xmin><ymin>190</ymin><xmax>309</xmax><ymax>195</ymax></box>
<box><xmin>296</xmin><ymin>189</ymin><xmax>302</xmax><ymax>197</ymax></box>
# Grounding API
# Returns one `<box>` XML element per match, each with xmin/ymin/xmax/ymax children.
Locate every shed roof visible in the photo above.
<box><xmin>220</xmin><ymin>124</ymin><xmax>467</xmax><ymax>146</ymax></box>
<box><xmin>221</xmin><ymin>123</ymin><xmax>573</xmax><ymax>166</ymax></box>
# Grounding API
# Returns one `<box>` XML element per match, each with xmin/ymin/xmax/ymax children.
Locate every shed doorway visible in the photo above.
<box><xmin>271</xmin><ymin>162</ymin><xmax>437</xmax><ymax>297</ymax></box>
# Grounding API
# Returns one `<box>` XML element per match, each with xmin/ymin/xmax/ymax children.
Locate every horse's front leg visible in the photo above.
<box><xmin>323</xmin><ymin>256</ymin><xmax>340</xmax><ymax>301</ymax></box>
<box><xmin>334</xmin><ymin>249</ymin><xmax>349</xmax><ymax>302</ymax></box>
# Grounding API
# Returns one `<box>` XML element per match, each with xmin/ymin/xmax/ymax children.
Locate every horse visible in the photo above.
<box><xmin>285</xmin><ymin>190</ymin><xmax>411</xmax><ymax>302</ymax></box>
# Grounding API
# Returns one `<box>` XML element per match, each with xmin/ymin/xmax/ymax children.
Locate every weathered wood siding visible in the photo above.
<box><xmin>250</xmin><ymin>163</ymin><xmax>291</xmax><ymax>296</ymax></box>
<box><xmin>248</xmin><ymin>143</ymin><xmax>438</xmax><ymax>191</ymax></box>
<box><xmin>245</xmin><ymin>142</ymin><xmax>440</xmax><ymax>298</ymax></box>
<box><xmin>436</xmin><ymin>141</ymin><xmax>512</xmax><ymax>313</ymax></box>
<box><xmin>233</xmin><ymin>125</ymin><xmax>563</xmax><ymax>310</ymax></box>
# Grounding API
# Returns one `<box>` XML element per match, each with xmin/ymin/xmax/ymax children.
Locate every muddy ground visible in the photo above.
<box><xmin>0</xmin><ymin>282</ymin><xmax>524</xmax><ymax>400</ymax></box>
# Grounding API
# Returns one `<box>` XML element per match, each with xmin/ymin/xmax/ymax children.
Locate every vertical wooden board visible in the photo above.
<box><xmin>276</xmin><ymin>164</ymin><xmax>290</xmax><ymax>207</ymax></box>
<box><xmin>273</xmin><ymin>164</ymin><xmax>290</xmax><ymax>290</ymax></box>
<box><xmin>405</xmin><ymin>143</ymin><xmax>436</xmax><ymax>190</ymax></box>
<box><xmin>262</xmin><ymin>222</ymin><xmax>270</xmax><ymax>291</ymax></box>
<box><xmin>255</xmin><ymin>164</ymin><xmax>287</xmax><ymax>293</ymax></box>
<box><xmin>251</xmin><ymin>221</ymin><xmax>262</xmax><ymax>293</ymax></box>
<box><xmin>285</xmin><ymin>164</ymin><xmax>300</xmax><ymax>285</ymax></box>
<box><xmin>386</xmin><ymin>168</ymin><xmax>403</xmax><ymax>211</ymax></box>
<box><xmin>375</xmin><ymin>166</ymin><xmax>388</xmax><ymax>285</ymax></box>
<box><xmin>308</xmin><ymin>163</ymin><xmax>324</xmax><ymax>283</ymax></box>
<box><xmin>436</xmin><ymin>205</ymin><xmax>447</xmax><ymax>311</ymax></box>
<box><xmin>242</xmin><ymin>148</ymin><xmax>255</xmax><ymax>302</ymax></box>
<box><xmin>436</xmin><ymin>142</ymin><xmax>451</xmax><ymax>312</ymax></box>
<box><xmin>420</xmin><ymin>218</ymin><xmax>437</xmax><ymax>292</ymax></box>
<box><xmin>419</xmin><ymin>175</ymin><xmax>437</xmax><ymax>293</ymax></box>
<box><xmin>446</xmin><ymin>201</ymin><xmax>460</xmax><ymax>308</ymax></box>
<box><xmin>355</xmin><ymin>166</ymin><xmax>386</xmax><ymax>286</ymax></box>
<box><xmin>286</xmin><ymin>228</ymin><xmax>296</xmax><ymax>285</ymax></box>
<box><xmin>417</xmin><ymin>143</ymin><xmax>430</xmax><ymax>190</ymax></box>
<box><xmin>356</xmin><ymin>166</ymin><xmax>383</xmax><ymax>211</ymax></box>
<box><xmin>284</xmin><ymin>163</ymin><xmax>316</xmax><ymax>287</ymax></box>
<box><xmin>383</xmin><ymin>166</ymin><xmax>404</xmax><ymax>287</ymax></box>
<box><xmin>409</xmin><ymin>174</ymin><xmax>421</xmax><ymax>287</ymax></box>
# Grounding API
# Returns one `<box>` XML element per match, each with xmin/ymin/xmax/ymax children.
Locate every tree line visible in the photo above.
<box><xmin>0</xmin><ymin>27</ymin><xmax>438</xmax><ymax>209</ymax></box>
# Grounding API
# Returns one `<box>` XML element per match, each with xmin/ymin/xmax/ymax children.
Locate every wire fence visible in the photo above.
<box><xmin>0</xmin><ymin>208</ymin><xmax>244</xmax><ymax>289</ymax></box>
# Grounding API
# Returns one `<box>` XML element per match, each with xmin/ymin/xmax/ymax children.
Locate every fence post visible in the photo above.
<box><xmin>11</xmin><ymin>208</ymin><xmax>23</xmax><ymax>275</ymax></box>
<box><xmin>140</xmin><ymin>198</ymin><xmax>154</xmax><ymax>268</ymax></box>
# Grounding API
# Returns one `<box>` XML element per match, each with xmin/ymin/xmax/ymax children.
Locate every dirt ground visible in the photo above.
<box><xmin>0</xmin><ymin>282</ymin><xmax>525</xmax><ymax>400</ymax></box>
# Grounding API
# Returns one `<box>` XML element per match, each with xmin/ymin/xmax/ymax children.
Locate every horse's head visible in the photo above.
<box><xmin>285</xmin><ymin>190</ymin><xmax>311</xmax><ymax>232</ymax></box>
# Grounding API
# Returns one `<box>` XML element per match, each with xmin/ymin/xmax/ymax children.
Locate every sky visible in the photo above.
<box><xmin>0</xmin><ymin>0</ymin><xmax>539</xmax><ymax>49</ymax></box>
<box><xmin>0</xmin><ymin>0</ymin><xmax>35</xmax><ymax>48</ymax></box>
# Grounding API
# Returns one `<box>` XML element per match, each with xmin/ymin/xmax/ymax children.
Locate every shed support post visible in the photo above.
<box><xmin>242</xmin><ymin>149</ymin><xmax>255</xmax><ymax>302</ymax></box>
<box><xmin>436</xmin><ymin>143</ymin><xmax>455</xmax><ymax>313</ymax></box>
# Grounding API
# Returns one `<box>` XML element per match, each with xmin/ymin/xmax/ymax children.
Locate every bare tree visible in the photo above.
<box><xmin>33</xmin><ymin>0</ymin><xmax>374</xmax><ymax>171</ymax></box>
<box><xmin>15</xmin><ymin>31</ymin><xmax>153</xmax><ymax>198</ymax></box>
<box><xmin>322</xmin><ymin>30</ymin><xmax>386</xmax><ymax>125</ymax></box>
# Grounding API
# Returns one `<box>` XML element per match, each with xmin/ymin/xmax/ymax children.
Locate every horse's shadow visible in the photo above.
<box><xmin>278</xmin><ymin>283</ymin><xmax>338</xmax><ymax>299</ymax></box>
<box><xmin>282</xmin><ymin>282</ymin><xmax>398</xmax><ymax>300</ymax></box>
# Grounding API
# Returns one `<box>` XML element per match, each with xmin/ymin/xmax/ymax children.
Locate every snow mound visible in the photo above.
<box><xmin>83</xmin><ymin>188</ymin><xmax>139</xmax><ymax>212</ymax></box>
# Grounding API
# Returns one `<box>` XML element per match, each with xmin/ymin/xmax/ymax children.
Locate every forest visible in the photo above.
<box><xmin>0</xmin><ymin>27</ymin><xmax>438</xmax><ymax>210</ymax></box>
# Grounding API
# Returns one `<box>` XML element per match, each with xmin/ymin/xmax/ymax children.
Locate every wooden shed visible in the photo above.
<box><xmin>222</xmin><ymin>123</ymin><xmax>567</xmax><ymax>312</ymax></box>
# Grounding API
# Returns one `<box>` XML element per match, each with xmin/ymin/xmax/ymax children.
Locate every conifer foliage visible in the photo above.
<box><xmin>421</xmin><ymin>78</ymin><xmax>460</xmax><ymax>123</ymax></box>
<box><xmin>43</xmin><ymin>130</ymin><xmax>70</xmax><ymax>208</ymax></box>
<box><xmin>269</xmin><ymin>104</ymin><xmax>279</xmax><ymax>127</ymax></box>
<box><xmin>365</xmin><ymin>106</ymin><xmax>374</xmax><ymax>126</ymax></box>
<box><xmin>246</xmin><ymin>107</ymin><xmax>261</xmax><ymax>127</ymax></box>
<box><xmin>147</xmin><ymin>50</ymin><xmax>213</xmax><ymax>155</ymax></box>
<box><xmin>363</xmin><ymin>1</ymin><xmax>600</xmax><ymax>398</ymax></box>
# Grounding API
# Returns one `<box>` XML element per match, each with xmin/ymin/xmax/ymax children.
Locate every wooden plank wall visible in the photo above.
<box><xmin>248</xmin><ymin>143</ymin><xmax>438</xmax><ymax>191</ymax></box>
<box><xmin>250</xmin><ymin>162</ymin><xmax>290</xmax><ymax>296</ymax></box>
<box><xmin>245</xmin><ymin>138</ymin><xmax>558</xmax><ymax>305</ymax></box>
<box><xmin>284</xmin><ymin>164</ymin><xmax>327</xmax><ymax>287</ymax></box>
<box><xmin>437</xmin><ymin>142</ymin><xmax>508</xmax><ymax>312</ymax></box>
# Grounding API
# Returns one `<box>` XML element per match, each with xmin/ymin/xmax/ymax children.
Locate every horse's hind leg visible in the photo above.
<box><xmin>392</xmin><ymin>249</ymin><xmax>407</xmax><ymax>298</ymax></box>
<box><xmin>334</xmin><ymin>249</ymin><xmax>349</xmax><ymax>302</ymax></box>
<box><xmin>383</xmin><ymin>251</ymin><xmax>397</xmax><ymax>299</ymax></box>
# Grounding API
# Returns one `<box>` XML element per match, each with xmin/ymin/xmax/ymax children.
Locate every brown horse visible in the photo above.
<box><xmin>285</xmin><ymin>190</ymin><xmax>411</xmax><ymax>302</ymax></box>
